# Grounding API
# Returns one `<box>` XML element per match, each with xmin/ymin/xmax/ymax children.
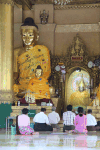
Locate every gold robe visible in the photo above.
<box><xmin>15</xmin><ymin>45</ymin><xmax>51</xmax><ymax>91</ymax></box>
<box><xmin>27</xmin><ymin>77</ymin><xmax>50</xmax><ymax>99</ymax></box>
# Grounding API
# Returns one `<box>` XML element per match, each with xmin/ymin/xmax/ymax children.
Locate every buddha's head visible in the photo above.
<box><xmin>21</xmin><ymin>17</ymin><xmax>39</xmax><ymax>48</ymax></box>
<box><xmin>35</xmin><ymin>65</ymin><xmax>43</xmax><ymax>78</ymax></box>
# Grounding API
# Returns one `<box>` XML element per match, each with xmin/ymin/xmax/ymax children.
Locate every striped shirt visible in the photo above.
<box><xmin>63</xmin><ymin>111</ymin><xmax>76</xmax><ymax>125</ymax></box>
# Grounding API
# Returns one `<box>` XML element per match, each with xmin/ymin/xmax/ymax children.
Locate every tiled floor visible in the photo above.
<box><xmin>0</xmin><ymin>129</ymin><xmax>100</xmax><ymax>150</ymax></box>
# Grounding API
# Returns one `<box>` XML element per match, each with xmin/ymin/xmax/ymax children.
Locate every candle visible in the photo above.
<box><xmin>18</xmin><ymin>101</ymin><xmax>20</xmax><ymax>106</ymax></box>
<box><xmin>91</xmin><ymin>78</ymin><xmax>93</xmax><ymax>88</ymax></box>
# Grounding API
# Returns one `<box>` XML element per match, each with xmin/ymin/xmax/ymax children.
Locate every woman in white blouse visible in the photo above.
<box><xmin>18</xmin><ymin>108</ymin><xmax>39</xmax><ymax>135</ymax></box>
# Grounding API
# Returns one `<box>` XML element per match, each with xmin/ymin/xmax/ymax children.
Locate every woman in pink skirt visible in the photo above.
<box><xmin>73</xmin><ymin>107</ymin><xmax>88</xmax><ymax>134</ymax></box>
<box><xmin>18</xmin><ymin>108</ymin><xmax>39</xmax><ymax>135</ymax></box>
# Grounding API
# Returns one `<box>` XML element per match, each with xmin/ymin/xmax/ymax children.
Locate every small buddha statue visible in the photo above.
<box><xmin>13</xmin><ymin>18</ymin><xmax>51</xmax><ymax>99</ymax></box>
<box><xmin>40</xmin><ymin>10</ymin><xmax>49</xmax><ymax>24</ymax></box>
<box><xmin>25</xmin><ymin>65</ymin><xmax>50</xmax><ymax>104</ymax></box>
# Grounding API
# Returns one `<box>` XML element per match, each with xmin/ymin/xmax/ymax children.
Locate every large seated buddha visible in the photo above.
<box><xmin>13</xmin><ymin>18</ymin><xmax>51</xmax><ymax>103</ymax></box>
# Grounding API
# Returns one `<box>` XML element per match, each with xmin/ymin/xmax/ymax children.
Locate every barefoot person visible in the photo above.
<box><xmin>48</xmin><ymin>106</ymin><xmax>60</xmax><ymax>131</ymax></box>
<box><xmin>63</xmin><ymin>105</ymin><xmax>75</xmax><ymax>132</ymax></box>
<box><xmin>73</xmin><ymin>107</ymin><xmax>87</xmax><ymax>134</ymax></box>
<box><xmin>33</xmin><ymin>108</ymin><xmax>53</xmax><ymax>131</ymax></box>
<box><xmin>87</xmin><ymin>109</ymin><xmax>100</xmax><ymax>131</ymax></box>
<box><xmin>18</xmin><ymin>108</ymin><xmax>39</xmax><ymax>135</ymax></box>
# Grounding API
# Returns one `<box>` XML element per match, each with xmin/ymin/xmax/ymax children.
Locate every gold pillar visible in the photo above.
<box><xmin>0</xmin><ymin>0</ymin><xmax>14</xmax><ymax>103</ymax></box>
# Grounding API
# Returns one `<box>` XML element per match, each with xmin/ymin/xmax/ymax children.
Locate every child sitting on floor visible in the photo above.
<box><xmin>73</xmin><ymin>107</ymin><xmax>88</xmax><ymax>134</ymax></box>
<box><xmin>18</xmin><ymin>108</ymin><xmax>39</xmax><ymax>135</ymax></box>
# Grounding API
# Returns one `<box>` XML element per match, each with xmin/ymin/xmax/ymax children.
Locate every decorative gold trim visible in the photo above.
<box><xmin>0</xmin><ymin>0</ymin><xmax>14</xmax><ymax>6</ymax></box>
<box><xmin>54</xmin><ymin>4</ymin><xmax>100</xmax><ymax>10</ymax></box>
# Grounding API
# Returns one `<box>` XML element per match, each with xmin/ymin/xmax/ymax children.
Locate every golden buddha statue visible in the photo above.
<box><xmin>13</xmin><ymin>18</ymin><xmax>51</xmax><ymax>99</ymax></box>
<box><xmin>25</xmin><ymin>65</ymin><xmax>50</xmax><ymax>103</ymax></box>
<box><xmin>68</xmin><ymin>74</ymin><xmax>90</xmax><ymax>106</ymax></box>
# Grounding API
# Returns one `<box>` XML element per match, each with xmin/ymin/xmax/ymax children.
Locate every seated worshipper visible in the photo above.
<box><xmin>33</xmin><ymin>108</ymin><xmax>53</xmax><ymax>131</ymax></box>
<box><xmin>63</xmin><ymin>105</ymin><xmax>75</xmax><ymax>132</ymax></box>
<box><xmin>48</xmin><ymin>106</ymin><xmax>60</xmax><ymax>131</ymax></box>
<box><xmin>86</xmin><ymin>109</ymin><xmax>100</xmax><ymax>131</ymax></box>
<box><xmin>73</xmin><ymin>107</ymin><xmax>88</xmax><ymax>134</ymax></box>
<box><xmin>18</xmin><ymin>108</ymin><xmax>39</xmax><ymax>135</ymax></box>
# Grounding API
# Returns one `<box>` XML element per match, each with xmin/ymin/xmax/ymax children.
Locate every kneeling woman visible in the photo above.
<box><xmin>73</xmin><ymin>107</ymin><xmax>88</xmax><ymax>134</ymax></box>
<box><xmin>17</xmin><ymin>108</ymin><xmax>39</xmax><ymax>135</ymax></box>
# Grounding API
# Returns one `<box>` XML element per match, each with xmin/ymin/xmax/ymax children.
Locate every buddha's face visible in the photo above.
<box><xmin>35</xmin><ymin>69</ymin><xmax>42</xmax><ymax>78</ymax></box>
<box><xmin>21</xmin><ymin>29</ymin><xmax>38</xmax><ymax>46</ymax></box>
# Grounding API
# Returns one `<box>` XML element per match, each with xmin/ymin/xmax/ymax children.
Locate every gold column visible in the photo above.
<box><xmin>0</xmin><ymin>0</ymin><xmax>14</xmax><ymax>104</ymax></box>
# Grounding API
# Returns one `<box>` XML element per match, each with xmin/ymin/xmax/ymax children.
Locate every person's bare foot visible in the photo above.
<box><xmin>72</xmin><ymin>130</ymin><xmax>78</xmax><ymax>134</ymax></box>
<box><xmin>68</xmin><ymin>130</ymin><xmax>73</xmax><ymax>134</ymax></box>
